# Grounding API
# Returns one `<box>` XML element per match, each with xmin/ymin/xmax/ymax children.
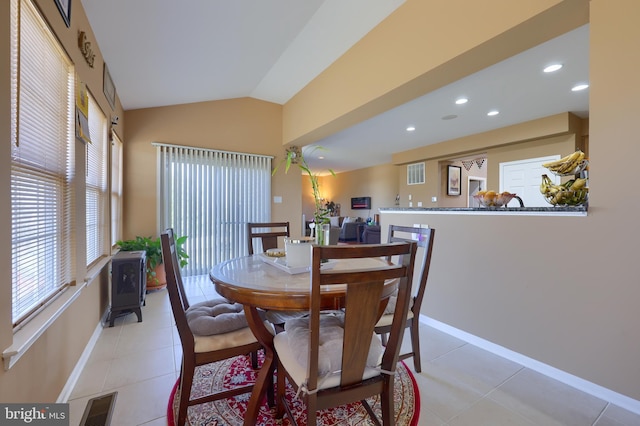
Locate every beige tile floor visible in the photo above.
<box><xmin>68</xmin><ymin>275</ymin><xmax>640</xmax><ymax>425</ymax></box>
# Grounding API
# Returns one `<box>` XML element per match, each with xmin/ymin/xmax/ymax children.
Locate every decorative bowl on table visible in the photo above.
<box><xmin>473</xmin><ymin>191</ymin><xmax>517</xmax><ymax>207</ymax></box>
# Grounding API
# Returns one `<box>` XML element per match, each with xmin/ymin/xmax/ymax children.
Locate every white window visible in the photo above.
<box><xmin>407</xmin><ymin>162</ymin><xmax>425</xmax><ymax>185</ymax></box>
<box><xmin>10</xmin><ymin>0</ymin><xmax>76</xmax><ymax>325</ymax></box>
<box><xmin>156</xmin><ymin>144</ymin><xmax>272</xmax><ymax>276</ymax></box>
<box><xmin>86</xmin><ymin>93</ymin><xmax>108</xmax><ymax>265</ymax></box>
<box><xmin>111</xmin><ymin>132</ymin><xmax>124</xmax><ymax>247</ymax></box>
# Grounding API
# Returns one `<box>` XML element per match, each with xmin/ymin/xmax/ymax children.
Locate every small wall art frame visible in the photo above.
<box><xmin>103</xmin><ymin>63</ymin><xmax>116</xmax><ymax>110</ymax></box>
<box><xmin>54</xmin><ymin>0</ymin><xmax>72</xmax><ymax>27</ymax></box>
<box><xmin>447</xmin><ymin>165</ymin><xmax>461</xmax><ymax>196</ymax></box>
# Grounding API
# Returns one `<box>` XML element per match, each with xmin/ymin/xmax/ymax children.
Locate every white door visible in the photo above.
<box><xmin>499</xmin><ymin>156</ymin><xmax>561</xmax><ymax>207</ymax></box>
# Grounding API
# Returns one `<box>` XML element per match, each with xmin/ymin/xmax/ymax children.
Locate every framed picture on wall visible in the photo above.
<box><xmin>103</xmin><ymin>63</ymin><xmax>116</xmax><ymax>110</ymax></box>
<box><xmin>54</xmin><ymin>0</ymin><xmax>72</xmax><ymax>27</ymax></box>
<box><xmin>447</xmin><ymin>165</ymin><xmax>461</xmax><ymax>196</ymax></box>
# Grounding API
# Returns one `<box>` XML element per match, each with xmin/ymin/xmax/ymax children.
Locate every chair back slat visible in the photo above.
<box><xmin>308</xmin><ymin>242</ymin><xmax>417</xmax><ymax>390</ymax></box>
<box><xmin>247</xmin><ymin>222</ymin><xmax>290</xmax><ymax>255</ymax></box>
<box><xmin>161</xmin><ymin>229</ymin><xmax>195</xmax><ymax>352</ymax></box>
<box><xmin>387</xmin><ymin>225</ymin><xmax>435</xmax><ymax>312</ymax></box>
<box><xmin>341</xmin><ymin>279</ymin><xmax>384</xmax><ymax>385</ymax></box>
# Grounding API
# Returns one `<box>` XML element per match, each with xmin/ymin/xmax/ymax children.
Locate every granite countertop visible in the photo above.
<box><xmin>379</xmin><ymin>206</ymin><xmax>587</xmax><ymax>215</ymax></box>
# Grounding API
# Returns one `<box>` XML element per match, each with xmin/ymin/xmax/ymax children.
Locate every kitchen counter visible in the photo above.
<box><xmin>379</xmin><ymin>206</ymin><xmax>587</xmax><ymax>217</ymax></box>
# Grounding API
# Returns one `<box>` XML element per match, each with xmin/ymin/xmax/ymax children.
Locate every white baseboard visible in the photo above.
<box><xmin>421</xmin><ymin>315</ymin><xmax>640</xmax><ymax>416</ymax></box>
<box><xmin>57</xmin><ymin>321</ymin><xmax>104</xmax><ymax>403</ymax></box>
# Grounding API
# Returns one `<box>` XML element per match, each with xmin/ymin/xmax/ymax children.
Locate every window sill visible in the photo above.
<box><xmin>2</xmin><ymin>256</ymin><xmax>111</xmax><ymax>370</ymax></box>
<box><xmin>2</xmin><ymin>284</ymin><xmax>85</xmax><ymax>370</ymax></box>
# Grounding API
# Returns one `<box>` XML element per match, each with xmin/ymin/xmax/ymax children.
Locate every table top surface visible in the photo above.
<box><xmin>209</xmin><ymin>255</ymin><xmax>396</xmax><ymax>311</ymax></box>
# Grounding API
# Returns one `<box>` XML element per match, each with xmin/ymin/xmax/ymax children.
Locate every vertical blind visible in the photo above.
<box><xmin>10</xmin><ymin>0</ymin><xmax>76</xmax><ymax>325</ymax></box>
<box><xmin>156</xmin><ymin>143</ymin><xmax>272</xmax><ymax>276</ymax></box>
<box><xmin>86</xmin><ymin>93</ymin><xmax>108</xmax><ymax>265</ymax></box>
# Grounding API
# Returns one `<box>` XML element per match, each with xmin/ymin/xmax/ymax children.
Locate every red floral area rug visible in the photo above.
<box><xmin>167</xmin><ymin>354</ymin><xmax>420</xmax><ymax>425</ymax></box>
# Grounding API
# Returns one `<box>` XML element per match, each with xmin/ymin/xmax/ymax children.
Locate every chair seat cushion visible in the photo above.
<box><xmin>375</xmin><ymin>310</ymin><xmax>414</xmax><ymax>328</ymax></box>
<box><xmin>382</xmin><ymin>293</ymin><xmax>415</xmax><ymax>315</ymax></box>
<box><xmin>186</xmin><ymin>298</ymin><xmax>249</xmax><ymax>335</ymax></box>
<box><xmin>264</xmin><ymin>310</ymin><xmax>306</xmax><ymax>325</ymax></box>
<box><xmin>194</xmin><ymin>326</ymin><xmax>258</xmax><ymax>352</ymax></box>
<box><xmin>274</xmin><ymin>330</ymin><xmax>381</xmax><ymax>391</ymax></box>
<box><xmin>279</xmin><ymin>313</ymin><xmax>383</xmax><ymax>378</ymax></box>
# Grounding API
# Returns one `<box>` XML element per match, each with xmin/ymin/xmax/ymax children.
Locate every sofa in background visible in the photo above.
<box><xmin>334</xmin><ymin>216</ymin><xmax>364</xmax><ymax>242</ymax></box>
<box><xmin>360</xmin><ymin>225</ymin><xmax>381</xmax><ymax>244</ymax></box>
<box><xmin>311</xmin><ymin>216</ymin><xmax>369</xmax><ymax>243</ymax></box>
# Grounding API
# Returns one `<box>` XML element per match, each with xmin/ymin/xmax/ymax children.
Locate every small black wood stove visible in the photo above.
<box><xmin>107</xmin><ymin>251</ymin><xmax>146</xmax><ymax>327</ymax></box>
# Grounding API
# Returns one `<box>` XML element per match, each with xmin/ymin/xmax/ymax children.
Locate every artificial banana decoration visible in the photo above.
<box><xmin>570</xmin><ymin>177</ymin><xmax>588</xmax><ymax>190</ymax></box>
<box><xmin>542</xmin><ymin>150</ymin><xmax>587</xmax><ymax>175</ymax></box>
<box><xmin>540</xmin><ymin>174</ymin><xmax>588</xmax><ymax>206</ymax></box>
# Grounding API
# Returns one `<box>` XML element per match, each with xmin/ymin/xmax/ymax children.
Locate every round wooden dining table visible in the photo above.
<box><xmin>209</xmin><ymin>254</ymin><xmax>398</xmax><ymax>426</ymax></box>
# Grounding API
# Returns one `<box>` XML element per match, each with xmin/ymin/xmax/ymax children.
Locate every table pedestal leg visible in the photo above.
<box><xmin>243</xmin><ymin>305</ymin><xmax>275</xmax><ymax>426</ymax></box>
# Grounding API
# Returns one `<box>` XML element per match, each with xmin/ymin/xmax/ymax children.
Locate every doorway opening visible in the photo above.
<box><xmin>468</xmin><ymin>177</ymin><xmax>486</xmax><ymax>207</ymax></box>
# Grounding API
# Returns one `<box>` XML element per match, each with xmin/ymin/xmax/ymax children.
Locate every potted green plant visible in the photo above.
<box><xmin>324</xmin><ymin>200</ymin><xmax>336</xmax><ymax>216</ymax></box>
<box><xmin>116</xmin><ymin>235</ymin><xmax>189</xmax><ymax>289</ymax></box>
<box><xmin>273</xmin><ymin>146</ymin><xmax>335</xmax><ymax>244</ymax></box>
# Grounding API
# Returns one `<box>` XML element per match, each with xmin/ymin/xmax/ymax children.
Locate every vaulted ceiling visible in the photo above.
<box><xmin>82</xmin><ymin>0</ymin><xmax>588</xmax><ymax>173</ymax></box>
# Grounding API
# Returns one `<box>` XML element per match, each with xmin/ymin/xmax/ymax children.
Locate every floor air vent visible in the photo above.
<box><xmin>79</xmin><ymin>392</ymin><xmax>117</xmax><ymax>426</ymax></box>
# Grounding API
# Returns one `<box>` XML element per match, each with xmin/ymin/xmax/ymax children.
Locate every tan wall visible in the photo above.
<box><xmin>0</xmin><ymin>0</ymin><xmax>120</xmax><ymax>402</ymax></box>
<box><xmin>123</xmin><ymin>98</ymin><xmax>298</xmax><ymax>239</ymax></box>
<box><xmin>378</xmin><ymin>0</ymin><xmax>640</xmax><ymax>402</ymax></box>
<box><xmin>307</xmin><ymin>164</ymin><xmax>399</xmax><ymax>221</ymax></box>
<box><xmin>283</xmin><ymin>0</ymin><xmax>588</xmax><ymax>147</ymax></box>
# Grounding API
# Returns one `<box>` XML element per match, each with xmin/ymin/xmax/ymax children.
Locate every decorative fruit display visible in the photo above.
<box><xmin>542</xmin><ymin>150</ymin><xmax>588</xmax><ymax>176</ymax></box>
<box><xmin>473</xmin><ymin>191</ymin><xmax>517</xmax><ymax>207</ymax></box>
<box><xmin>540</xmin><ymin>174</ymin><xmax>589</xmax><ymax>206</ymax></box>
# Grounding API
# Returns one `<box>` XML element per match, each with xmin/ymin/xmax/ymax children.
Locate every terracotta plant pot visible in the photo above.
<box><xmin>146</xmin><ymin>263</ymin><xmax>167</xmax><ymax>290</ymax></box>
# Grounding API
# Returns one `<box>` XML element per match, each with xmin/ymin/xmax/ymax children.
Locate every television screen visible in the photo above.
<box><xmin>351</xmin><ymin>197</ymin><xmax>371</xmax><ymax>209</ymax></box>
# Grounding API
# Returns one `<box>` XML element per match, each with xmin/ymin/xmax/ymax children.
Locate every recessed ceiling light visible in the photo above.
<box><xmin>487</xmin><ymin>110</ymin><xmax>499</xmax><ymax>116</ymax></box>
<box><xmin>572</xmin><ymin>84</ymin><xmax>589</xmax><ymax>91</ymax></box>
<box><xmin>544</xmin><ymin>64</ymin><xmax>563</xmax><ymax>73</ymax></box>
<box><xmin>441</xmin><ymin>114</ymin><xmax>458</xmax><ymax>120</ymax></box>
<box><xmin>455</xmin><ymin>98</ymin><xmax>468</xmax><ymax>105</ymax></box>
<box><xmin>318</xmin><ymin>156</ymin><xmax>325</xmax><ymax>160</ymax></box>
<box><xmin>406</xmin><ymin>126</ymin><xmax>416</xmax><ymax>132</ymax></box>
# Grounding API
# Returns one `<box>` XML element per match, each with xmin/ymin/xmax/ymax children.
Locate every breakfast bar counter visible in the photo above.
<box><xmin>379</xmin><ymin>206</ymin><xmax>587</xmax><ymax>217</ymax></box>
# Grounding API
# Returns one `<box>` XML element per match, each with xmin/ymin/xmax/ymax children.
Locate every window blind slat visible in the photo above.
<box><xmin>86</xmin><ymin>93</ymin><xmax>108</xmax><ymax>265</ymax></box>
<box><xmin>11</xmin><ymin>0</ymin><xmax>76</xmax><ymax>325</ymax></box>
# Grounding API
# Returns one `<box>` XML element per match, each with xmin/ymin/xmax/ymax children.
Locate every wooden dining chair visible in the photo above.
<box><xmin>375</xmin><ymin>225</ymin><xmax>435</xmax><ymax>373</ymax></box>
<box><xmin>247</xmin><ymin>221</ymin><xmax>300</xmax><ymax>331</ymax></box>
<box><xmin>247</xmin><ymin>221</ymin><xmax>290</xmax><ymax>255</ymax></box>
<box><xmin>274</xmin><ymin>242</ymin><xmax>418</xmax><ymax>426</ymax></box>
<box><xmin>160</xmin><ymin>229</ymin><xmax>267</xmax><ymax>426</ymax></box>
